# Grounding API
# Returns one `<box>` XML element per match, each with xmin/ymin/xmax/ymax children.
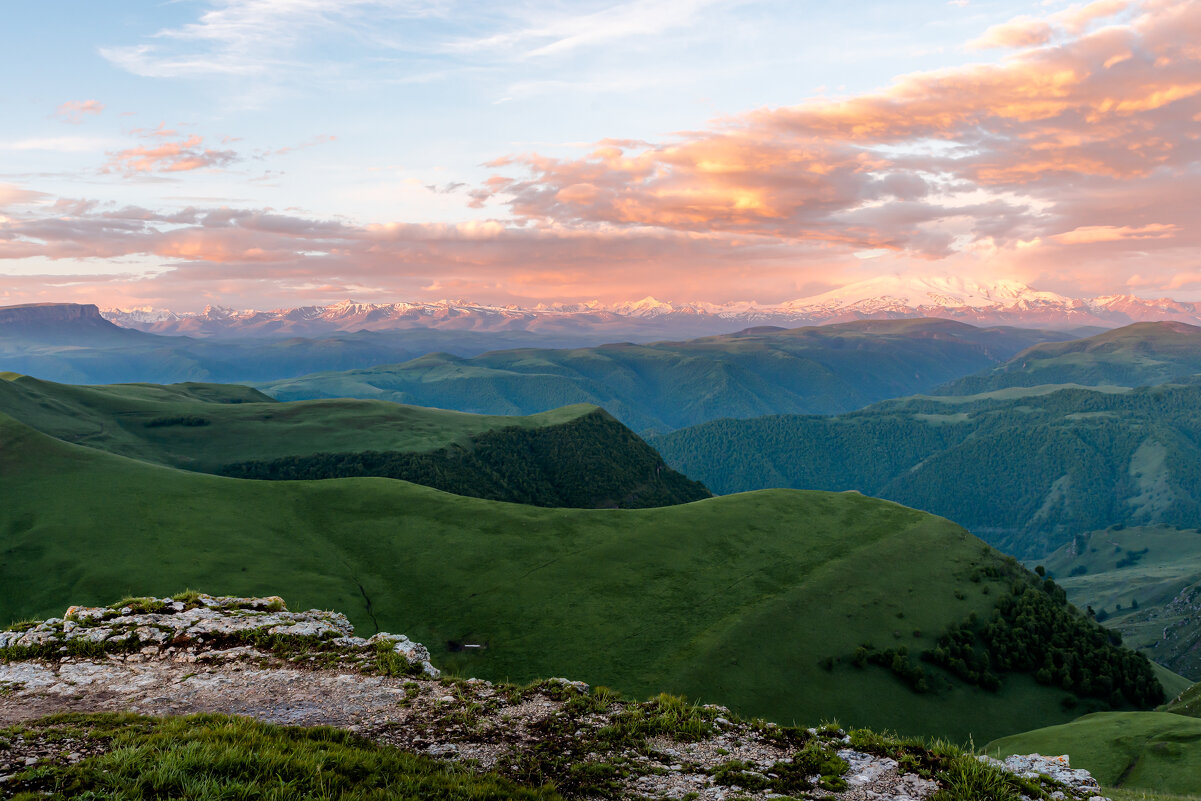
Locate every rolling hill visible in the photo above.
<box><xmin>260</xmin><ymin>318</ymin><xmax>1073</xmax><ymax>433</ymax></box>
<box><xmin>651</xmin><ymin>384</ymin><xmax>1201</xmax><ymax>557</ymax></box>
<box><xmin>0</xmin><ymin>411</ymin><xmax>1181</xmax><ymax>742</ymax></box>
<box><xmin>1043</xmin><ymin>526</ymin><xmax>1201</xmax><ymax>680</ymax></box>
<box><xmin>0</xmin><ymin>374</ymin><xmax>707</xmax><ymax>509</ymax></box>
<box><xmin>943</xmin><ymin>322</ymin><xmax>1201</xmax><ymax>395</ymax></box>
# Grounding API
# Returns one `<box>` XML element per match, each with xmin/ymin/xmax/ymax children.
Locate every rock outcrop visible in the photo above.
<box><xmin>0</xmin><ymin>595</ymin><xmax>1110</xmax><ymax>800</ymax></box>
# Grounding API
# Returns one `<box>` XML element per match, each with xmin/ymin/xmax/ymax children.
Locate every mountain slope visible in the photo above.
<box><xmin>0</xmin><ymin>412</ymin><xmax>1172</xmax><ymax>742</ymax></box>
<box><xmin>943</xmin><ymin>322</ymin><xmax>1201</xmax><ymax>394</ymax></box>
<box><xmin>261</xmin><ymin>319</ymin><xmax>1071</xmax><ymax>433</ymax></box>
<box><xmin>651</xmin><ymin>384</ymin><xmax>1201</xmax><ymax>557</ymax></box>
<box><xmin>1043</xmin><ymin>526</ymin><xmax>1201</xmax><ymax>680</ymax></box>
<box><xmin>0</xmin><ymin>374</ymin><xmax>706</xmax><ymax>509</ymax></box>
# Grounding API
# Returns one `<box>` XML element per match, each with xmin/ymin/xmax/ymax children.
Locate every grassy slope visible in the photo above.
<box><xmin>1166</xmin><ymin>682</ymin><xmax>1201</xmax><ymax>717</ymax></box>
<box><xmin>0</xmin><ymin>373</ymin><xmax>590</xmax><ymax>472</ymax></box>
<box><xmin>944</xmin><ymin>322</ymin><xmax>1201</xmax><ymax>395</ymax></box>
<box><xmin>259</xmin><ymin>319</ymin><xmax>1069</xmax><ymax>433</ymax></box>
<box><xmin>651</xmin><ymin>384</ymin><xmax>1201</xmax><ymax>557</ymax></box>
<box><xmin>986</xmin><ymin>712</ymin><xmax>1201</xmax><ymax>796</ymax></box>
<box><xmin>0</xmin><ymin>412</ymin><xmax>1151</xmax><ymax>743</ymax></box>
<box><xmin>1044</xmin><ymin>527</ymin><xmax>1201</xmax><ymax>680</ymax></box>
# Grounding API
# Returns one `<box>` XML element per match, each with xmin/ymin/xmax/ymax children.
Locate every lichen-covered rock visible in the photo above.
<box><xmin>978</xmin><ymin>753</ymin><xmax>1102</xmax><ymax>796</ymax></box>
<box><xmin>2</xmin><ymin>595</ymin><xmax>438</xmax><ymax>678</ymax></box>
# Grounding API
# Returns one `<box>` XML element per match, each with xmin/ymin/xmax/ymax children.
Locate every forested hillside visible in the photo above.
<box><xmin>943</xmin><ymin>321</ymin><xmax>1201</xmax><ymax>395</ymax></box>
<box><xmin>652</xmin><ymin>384</ymin><xmax>1201</xmax><ymax>556</ymax></box>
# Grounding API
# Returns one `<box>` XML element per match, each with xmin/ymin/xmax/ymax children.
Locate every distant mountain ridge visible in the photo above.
<box><xmin>102</xmin><ymin>276</ymin><xmax>1201</xmax><ymax>338</ymax></box>
<box><xmin>259</xmin><ymin>318</ymin><xmax>1071</xmax><ymax>433</ymax></box>
<box><xmin>0</xmin><ymin>302</ymin><xmax>144</xmax><ymax>344</ymax></box>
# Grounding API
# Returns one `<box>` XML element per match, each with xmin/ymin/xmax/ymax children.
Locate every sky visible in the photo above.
<box><xmin>2</xmin><ymin>0</ymin><xmax>1200</xmax><ymax>311</ymax></box>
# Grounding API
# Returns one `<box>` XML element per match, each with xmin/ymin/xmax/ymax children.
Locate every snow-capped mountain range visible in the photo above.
<box><xmin>101</xmin><ymin>276</ymin><xmax>1201</xmax><ymax>338</ymax></box>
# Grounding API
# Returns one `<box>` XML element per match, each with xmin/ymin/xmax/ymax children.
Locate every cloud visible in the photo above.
<box><xmin>447</xmin><ymin>0</ymin><xmax>737</xmax><ymax>60</ymax></box>
<box><xmin>98</xmin><ymin>0</ymin><xmax>447</xmax><ymax>79</ymax></box>
<box><xmin>967</xmin><ymin>16</ymin><xmax>1055</xmax><ymax>50</ymax></box>
<box><xmin>0</xmin><ymin>185</ymin><xmax>51</xmax><ymax>208</ymax></box>
<box><xmin>103</xmin><ymin>127</ymin><xmax>240</xmax><ymax>175</ymax></box>
<box><xmin>471</xmin><ymin>0</ymin><xmax>1201</xmax><ymax>264</ymax></box>
<box><xmin>1051</xmin><ymin>223</ymin><xmax>1178</xmax><ymax>244</ymax></box>
<box><xmin>55</xmin><ymin>100</ymin><xmax>105</xmax><ymax>124</ymax></box>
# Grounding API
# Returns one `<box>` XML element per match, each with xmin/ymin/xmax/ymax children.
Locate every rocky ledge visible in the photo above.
<box><xmin>0</xmin><ymin>595</ymin><xmax>1107</xmax><ymax>800</ymax></box>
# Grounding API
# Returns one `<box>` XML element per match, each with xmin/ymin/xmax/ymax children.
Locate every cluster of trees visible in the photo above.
<box><xmin>219</xmin><ymin>409</ymin><xmax>710</xmax><ymax>509</ymax></box>
<box><xmin>849</xmin><ymin>567</ymin><xmax>1163</xmax><ymax>709</ymax></box>
<box><xmin>852</xmin><ymin>645</ymin><xmax>937</xmax><ymax>694</ymax></box>
<box><xmin>143</xmin><ymin>416</ymin><xmax>210</xmax><ymax>428</ymax></box>
<box><xmin>923</xmin><ymin>577</ymin><xmax>1163</xmax><ymax>708</ymax></box>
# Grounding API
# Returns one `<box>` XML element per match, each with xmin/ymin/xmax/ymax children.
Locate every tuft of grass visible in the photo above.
<box><xmin>932</xmin><ymin>754</ymin><xmax>1022</xmax><ymax>801</ymax></box>
<box><xmin>4</xmin><ymin>713</ymin><xmax>561</xmax><ymax>801</ymax></box>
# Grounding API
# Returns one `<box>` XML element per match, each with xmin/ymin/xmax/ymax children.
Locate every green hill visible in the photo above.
<box><xmin>651</xmin><ymin>384</ymin><xmax>1201</xmax><ymax>557</ymax></box>
<box><xmin>1043</xmin><ymin>526</ymin><xmax>1201</xmax><ymax>680</ymax></box>
<box><xmin>0</xmin><ymin>412</ymin><xmax>1175</xmax><ymax>742</ymax></box>
<box><xmin>944</xmin><ymin>322</ymin><xmax>1201</xmax><ymax>395</ymax></box>
<box><xmin>259</xmin><ymin>319</ymin><xmax>1071</xmax><ymax>433</ymax></box>
<box><xmin>0</xmin><ymin>374</ymin><xmax>708</xmax><ymax>509</ymax></box>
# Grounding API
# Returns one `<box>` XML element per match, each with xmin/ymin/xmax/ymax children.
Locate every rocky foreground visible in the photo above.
<box><xmin>0</xmin><ymin>595</ymin><xmax>1107</xmax><ymax>800</ymax></box>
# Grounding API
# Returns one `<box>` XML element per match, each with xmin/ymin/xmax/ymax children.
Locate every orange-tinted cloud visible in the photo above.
<box><xmin>475</xmin><ymin>0</ymin><xmax>1201</xmax><ymax>268</ymax></box>
<box><xmin>1051</xmin><ymin>223</ymin><xmax>1178</xmax><ymax>244</ymax></box>
<box><xmin>967</xmin><ymin>16</ymin><xmax>1055</xmax><ymax>50</ymax></box>
<box><xmin>103</xmin><ymin>126</ymin><xmax>239</xmax><ymax>175</ymax></box>
<box><xmin>55</xmin><ymin>100</ymin><xmax>105</xmax><ymax>124</ymax></box>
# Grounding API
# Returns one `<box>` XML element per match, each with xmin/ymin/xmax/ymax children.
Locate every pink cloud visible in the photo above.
<box><xmin>55</xmin><ymin>100</ymin><xmax>105</xmax><ymax>124</ymax></box>
<box><xmin>1051</xmin><ymin>223</ymin><xmax>1178</xmax><ymax>244</ymax></box>
<box><xmin>967</xmin><ymin>16</ymin><xmax>1055</xmax><ymax>50</ymax></box>
<box><xmin>103</xmin><ymin>126</ymin><xmax>239</xmax><ymax>175</ymax></box>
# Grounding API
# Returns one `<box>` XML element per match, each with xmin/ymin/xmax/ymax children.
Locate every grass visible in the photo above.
<box><xmin>2</xmin><ymin>713</ymin><xmax>560</xmax><ymax>800</ymax></box>
<box><xmin>985</xmin><ymin>712</ymin><xmax>1201</xmax><ymax>796</ymax></box>
<box><xmin>0</xmin><ymin>411</ymin><xmax>1173</xmax><ymax>743</ymax></box>
<box><xmin>1043</xmin><ymin>526</ymin><xmax>1201</xmax><ymax>681</ymax></box>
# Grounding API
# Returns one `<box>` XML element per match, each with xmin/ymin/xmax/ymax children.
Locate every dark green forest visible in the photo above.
<box><xmin>220</xmin><ymin>408</ymin><xmax>711</xmax><ymax>508</ymax></box>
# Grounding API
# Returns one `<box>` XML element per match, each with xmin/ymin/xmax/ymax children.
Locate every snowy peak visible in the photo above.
<box><xmin>782</xmin><ymin>276</ymin><xmax>1072</xmax><ymax>313</ymax></box>
<box><xmin>98</xmin><ymin>277</ymin><xmax>1201</xmax><ymax>338</ymax></box>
